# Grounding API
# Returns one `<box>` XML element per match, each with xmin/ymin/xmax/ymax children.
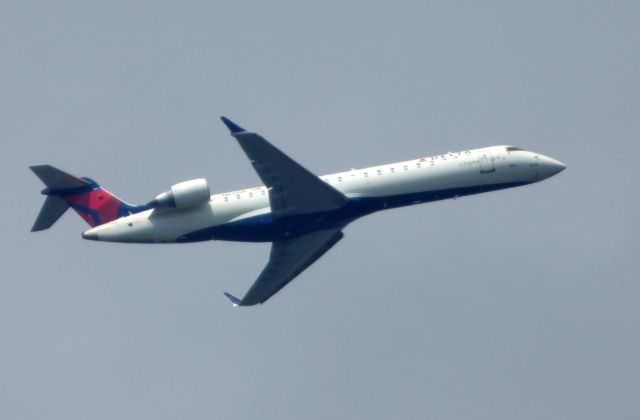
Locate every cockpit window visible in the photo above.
<box><xmin>506</xmin><ymin>146</ymin><xmax>523</xmax><ymax>152</ymax></box>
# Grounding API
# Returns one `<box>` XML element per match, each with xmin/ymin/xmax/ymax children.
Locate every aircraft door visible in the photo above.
<box><xmin>477</xmin><ymin>149</ymin><xmax>495</xmax><ymax>174</ymax></box>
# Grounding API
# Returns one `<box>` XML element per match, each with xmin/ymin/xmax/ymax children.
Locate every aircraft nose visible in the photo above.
<box><xmin>537</xmin><ymin>155</ymin><xmax>566</xmax><ymax>180</ymax></box>
<box><xmin>82</xmin><ymin>230</ymin><xmax>99</xmax><ymax>241</ymax></box>
<box><xmin>547</xmin><ymin>157</ymin><xmax>566</xmax><ymax>176</ymax></box>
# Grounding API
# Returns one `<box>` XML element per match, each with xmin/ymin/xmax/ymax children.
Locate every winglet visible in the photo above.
<box><xmin>220</xmin><ymin>116</ymin><xmax>246</xmax><ymax>134</ymax></box>
<box><xmin>223</xmin><ymin>292</ymin><xmax>242</xmax><ymax>306</ymax></box>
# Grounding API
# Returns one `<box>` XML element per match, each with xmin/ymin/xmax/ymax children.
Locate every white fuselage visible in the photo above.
<box><xmin>84</xmin><ymin>146</ymin><xmax>565</xmax><ymax>243</ymax></box>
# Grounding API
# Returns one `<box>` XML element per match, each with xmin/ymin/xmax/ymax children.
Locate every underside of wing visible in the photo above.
<box><xmin>224</xmin><ymin>227</ymin><xmax>345</xmax><ymax>306</ymax></box>
<box><xmin>221</xmin><ymin>117</ymin><xmax>347</xmax><ymax>219</ymax></box>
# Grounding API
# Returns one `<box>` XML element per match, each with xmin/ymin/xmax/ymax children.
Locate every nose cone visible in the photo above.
<box><xmin>547</xmin><ymin>157</ymin><xmax>566</xmax><ymax>175</ymax></box>
<box><xmin>538</xmin><ymin>156</ymin><xmax>566</xmax><ymax>180</ymax></box>
<box><xmin>82</xmin><ymin>229</ymin><xmax>99</xmax><ymax>241</ymax></box>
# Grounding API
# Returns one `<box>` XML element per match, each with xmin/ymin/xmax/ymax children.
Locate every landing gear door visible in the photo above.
<box><xmin>477</xmin><ymin>149</ymin><xmax>495</xmax><ymax>174</ymax></box>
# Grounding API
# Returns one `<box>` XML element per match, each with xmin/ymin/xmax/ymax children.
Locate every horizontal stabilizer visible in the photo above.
<box><xmin>31</xmin><ymin>194</ymin><xmax>70</xmax><ymax>232</ymax></box>
<box><xmin>30</xmin><ymin>165</ymin><xmax>89</xmax><ymax>191</ymax></box>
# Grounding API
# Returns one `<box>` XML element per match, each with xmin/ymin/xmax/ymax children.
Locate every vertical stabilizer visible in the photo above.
<box><xmin>30</xmin><ymin>165</ymin><xmax>148</xmax><ymax>231</ymax></box>
<box><xmin>31</xmin><ymin>195</ymin><xmax>70</xmax><ymax>232</ymax></box>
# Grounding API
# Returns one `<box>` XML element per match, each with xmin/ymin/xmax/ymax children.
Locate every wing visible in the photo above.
<box><xmin>224</xmin><ymin>227</ymin><xmax>344</xmax><ymax>306</ymax></box>
<box><xmin>221</xmin><ymin>117</ymin><xmax>347</xmax><ymax>219</ymax></box>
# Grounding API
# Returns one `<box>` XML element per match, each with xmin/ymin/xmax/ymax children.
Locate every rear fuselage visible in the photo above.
<box><xmin>83</xmin><ymin>146</ymin><xmax>565</xmax><ymax>243</ymax></box>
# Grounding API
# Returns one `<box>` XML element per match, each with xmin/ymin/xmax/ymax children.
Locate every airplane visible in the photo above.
<box><xmin>30</xmin><ymin>117</ymin><xmax>566</xmax><ymax>306</ymax></box>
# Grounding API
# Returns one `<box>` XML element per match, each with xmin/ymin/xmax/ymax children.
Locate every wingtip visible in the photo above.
<box><xmin>220</xmin><ymin>116</ymin><xmax>246</xmax><ymax>134</ymax></box>
<box><xmin>223</xmin><ymin>292</ymin><xmax>242</xmax><ymax>306</ymax></box>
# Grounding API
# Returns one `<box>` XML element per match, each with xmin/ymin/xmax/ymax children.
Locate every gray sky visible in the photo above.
<box><xmin>2</xmin><ymin>1</ymin><xmax>639</xmax><ymax>419</ymax></box>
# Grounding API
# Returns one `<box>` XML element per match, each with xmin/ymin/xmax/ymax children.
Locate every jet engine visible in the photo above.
<box><xmin>148</xmin><ymin>178</ymin><xmax>211</xmax><ymax>209</ymax></box>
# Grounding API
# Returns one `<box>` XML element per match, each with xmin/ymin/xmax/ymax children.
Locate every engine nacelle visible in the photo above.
<box><xmin>149</xmin><ymin>178</ymin><xmax>211</xmax><ymax>209</ymax></box>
